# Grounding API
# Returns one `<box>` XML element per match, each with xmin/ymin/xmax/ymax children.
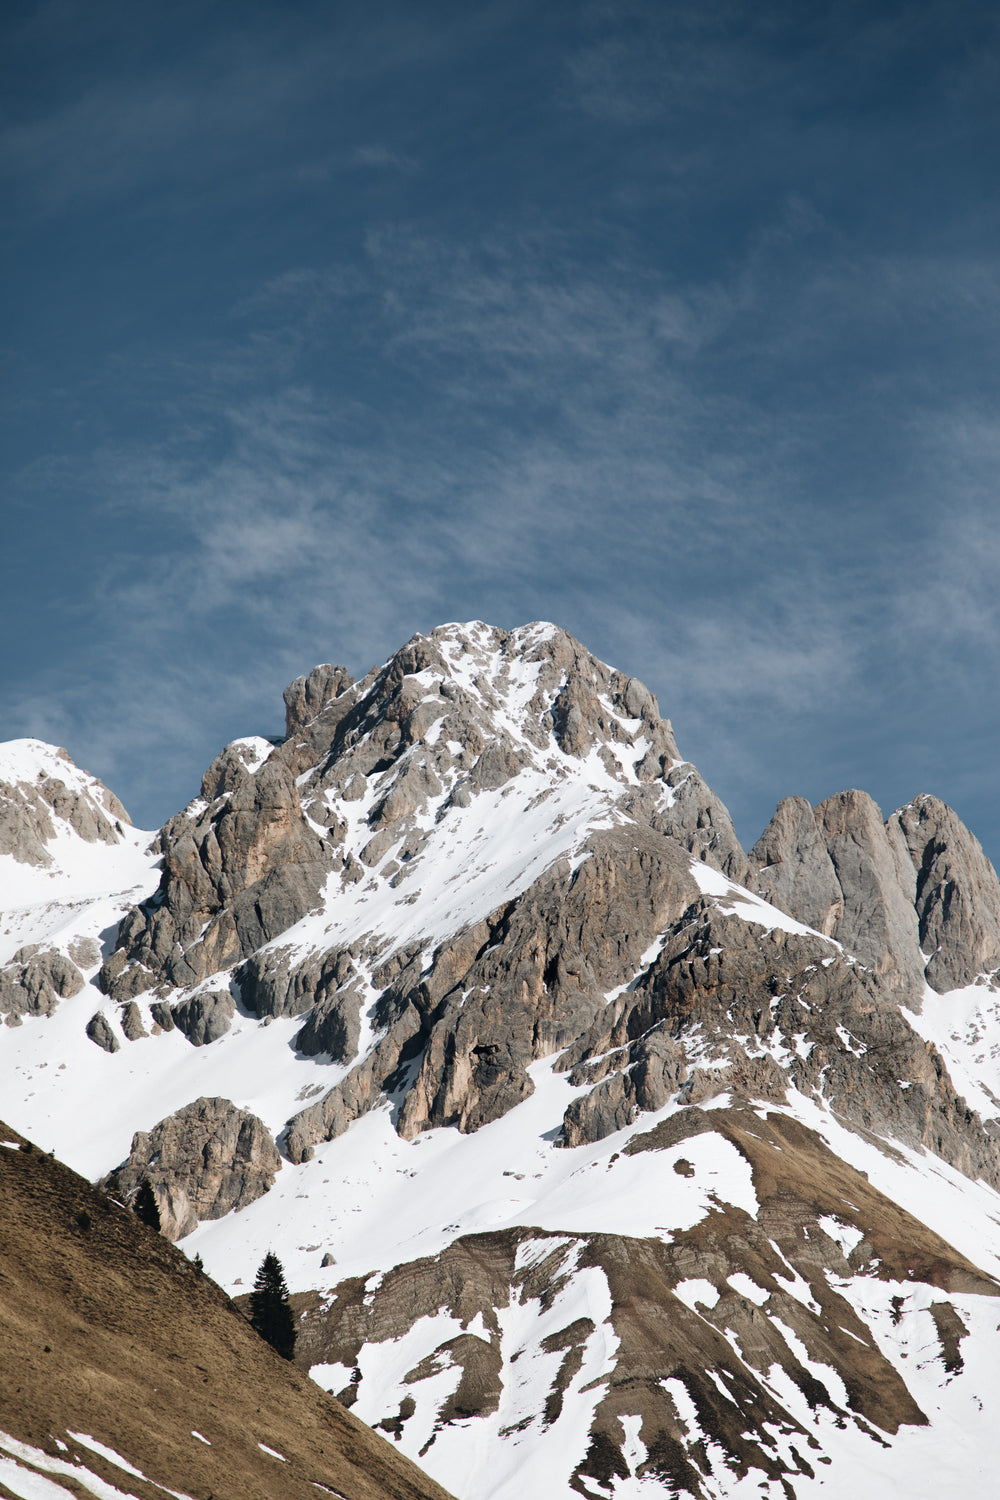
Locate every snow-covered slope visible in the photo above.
<box><xmin>4</xmin><ymin>622</ymin><xmax>1000</xmax><ymax>1498</ymax></box>
<box><xmin>0</xmin><ymin>739</ymin><xmax>157</xmax><ymax>961</ymax></box>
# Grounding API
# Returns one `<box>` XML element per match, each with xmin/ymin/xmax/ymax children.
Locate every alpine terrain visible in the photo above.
<box><xmin>4</xmin><ymin>621</ymin><xmax>1000</xmax><ymax>1499</ymax></box>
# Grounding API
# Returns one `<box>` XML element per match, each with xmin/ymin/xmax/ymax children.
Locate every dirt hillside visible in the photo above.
<box><xmin>0</xmin><ymin>1117</ymin><xmax>455</xmax><ymax>1500</ymax></box>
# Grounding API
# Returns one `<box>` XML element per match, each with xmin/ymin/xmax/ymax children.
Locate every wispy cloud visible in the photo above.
<box><xmin>5</xmin><ymin>0</ymin><xmax>1000</xmax><ymax>853</ymax></box>
<box><xmin>0</xmin><ymin>3</ymin><xmax>515</xmax><ymax>214</ymax></box>
<box><xmin>2</xmin><ymin>219</ymin><xmax>871</xmax><ymax>817</ymax></box>
<box><xmin>351</xmin><ymin>144</ymin><xmax>418</xmax><ymax>173</ymax></box>
<box><xmin>884</xmin><ymin>410</ymin><xmax>1000</xmax><ymax>658</ymax></box>
<box><xmin>9</xmin><ymin>191</ymin><xmax>999</xmax><ymax>841</ymax></box>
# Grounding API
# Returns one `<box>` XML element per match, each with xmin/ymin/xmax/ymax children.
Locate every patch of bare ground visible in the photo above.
<box><xmin>0</xmin><ymin>1119</ymin><xmax>454</xmax><ymax>1500</ymax></box>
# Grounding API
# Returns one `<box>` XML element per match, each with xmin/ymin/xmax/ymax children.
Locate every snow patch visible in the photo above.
<box><xmin>673</xmin><ymin>1278</ymin><xmax>720</xmax><ymax>1312</ymax></box>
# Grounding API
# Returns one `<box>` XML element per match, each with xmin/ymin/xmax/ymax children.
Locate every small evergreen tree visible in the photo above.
<box><xmin>134</xmin><ymin>1177</ymin><xmax>161</xmax><ymax>1232</ymax></box>
<box><xmin>250</xmin><ymin>1251</ymin><xmax>296</xmax><ymax>1360</ymax></box>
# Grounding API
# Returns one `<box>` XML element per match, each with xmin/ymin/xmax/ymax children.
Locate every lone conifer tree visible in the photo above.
<box><xmin>250</xmin><ymin>1251</ymin><xmax>296</xmax><ymax>1360</ymax></box>
<box><xmin>134</xmin><ymin>1178</ymin><xmax>161</xmax><ymax>1232</ymax></box>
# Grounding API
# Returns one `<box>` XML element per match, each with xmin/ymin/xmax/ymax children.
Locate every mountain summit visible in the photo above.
<box><xmin>5</xmin><ymin>621</ymin><xmax>1000</xmax><ymax>1498</ymax></box>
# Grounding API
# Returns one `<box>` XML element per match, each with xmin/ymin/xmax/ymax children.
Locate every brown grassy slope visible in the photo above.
<box><xmin>0</xmin><ymin>1119</ymin><xmax>455</xmax><ymax>1500</ymax></box>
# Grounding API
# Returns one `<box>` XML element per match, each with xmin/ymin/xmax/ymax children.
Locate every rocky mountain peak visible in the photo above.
<box><xmin>79</xmin><ymin>623</ymin><xmax>1000</xmax><ymax>1203</ymax></box>
<box><xmin>0</xmin><ymin>739</ymin><xmax>131</xmax><ymax>869</ymax></box>
<box><xmin>7</xmin><ymin>622</ymin><xmax>1000</xmax><ymax>1500</ymax></box>
<box><xmin>97</xmin><ymin>622</ymin><xmax>743</xmax><ymax>1008</ymax></box>
<box><xmin>751</xmin><ymin>788</ymin><xmax>923</xmax><ymax>998</ymax></box>
<box><xmin>287</xmin><ymin>619</ymin><xmax>683</xmax><ymax>800</ymax></box>
<box><xmin>288</xmin><ymin>620</ymin><xmax>687</xmax><ymax>837</ymax></box>
<box><xmin>750</xmin><ymin>785</ymin><xmax>1000</xmax><ymax>1002</ymax></box>
<box><xmin>284</xmin><ymin>661</ymin><xmax>356</xmax><ymax>739</ymax></box>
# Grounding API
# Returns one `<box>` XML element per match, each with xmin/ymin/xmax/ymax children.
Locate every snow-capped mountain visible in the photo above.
<box><xmin>5</xmin><ymin>621</ymin><xmax>1000</xmax><ymax>1498</ymax></box>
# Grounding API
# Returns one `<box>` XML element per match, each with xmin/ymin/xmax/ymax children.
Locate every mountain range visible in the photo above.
<box><xmin>4</xmin><ymin>620</ymin><xmax>1000</xmax><ymax>1498</ymax></box>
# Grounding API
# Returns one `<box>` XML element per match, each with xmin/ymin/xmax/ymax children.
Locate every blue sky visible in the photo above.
<box><xmin>4</xmin><ymin>0</ymin><xmax>1000</xmax><ymax>864</ymax></box>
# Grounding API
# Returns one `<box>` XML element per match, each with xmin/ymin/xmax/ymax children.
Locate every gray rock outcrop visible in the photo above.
<box><xmin>752</xmin><ymin>788</ymin><xmax>1000</xmax><ymax>1002</ymax></box>
<box><xmin>99</xmin><ymin>755</ymin><xmax>332</xmax><ymax>998</ymax></box>
<box><xmin>814</xmin><ymin>790</ymin><xmax>922</xmax><ymax>994</ymax></box>
<box><xmin>751</xmin><ymin>790</ymin><xmax>924</xmax><ymax>999</ymax></box>
<box><xmin>0</xmin><ymin>947</ymin><xmax>85</xmax><ymax>1019</ymax></box>
<box><xmin>0</xmin><ymin>780</ymin><xmax>58</xmax><ymax>868</ymax></box>
<box><xmin>286</xmin><ymin>827</ymin><xmax>705</xmax><ymax>1160</ymax></box>
<box><xmin>170</xmin><ymin>990</ymin><xmax>236</xmax><ymax>1046</ymax></box>
<box><xmin>102</xmin><ymin>1096</ymin><xmax>281</xmax><ymax>1240</ymax></box>
<box><xmin>282</xmin><ymin>662</ymin><xmax>356</xmax><ymax>760</ymax></box>
<box><xmin>236</xmin><ymin>945</ymin><xmax>355</xmax><ymax>1019</ymax></box>
<box><xmin>120</xmin><ymin>1000</ymin><xmax>148</xmax><ymax>1040</ymax></box>
<box><xmin>294</xmin><ymin>985</ymin><xmax>364</xmax><ymax>1061</ymax></box>
<box><xmin>889</xmin><ymin>795</ymin><xmax>1000</xmax><ymax>992</ymax></box>
<box><xmin>750</xmin><ymin>795</ymin><xmax>844</xmax><ymax>934</ymax></box>
<box><xmin>561</xmin><ymin>1027</ymin><xmax>690</xmax><ymax>1145</ymax></box>
<box><xmin>149</xmin><ymin>1000</ymin><xmax>175</xmax><ymax>1031</ymax></box>
<box><xmin>552</xmin><ymin>898</ymin><xmax>1000</xmax><ymax>1188</ymax></box>
<box><xmin>653</xmin><ymin>766</ymin><xmax>751</xmax><ymax>883</ymax></box>
<box><xmin>0</xmin><ymin>748</ymin><xmax>131</xmax><ymax>867</ymax></box>
<box><xmin>85</xmin><ymin>1011</ymin><xmax>120</xmax><ymax>1053</ymax></box>
<box><xmin>398</xmin><ymin>827</ymin><xmax>702</xmax><ymax>1141</ymax></box>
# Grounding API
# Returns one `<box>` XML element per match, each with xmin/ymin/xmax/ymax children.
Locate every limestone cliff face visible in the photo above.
<box><xmin>751</xmin><ymin>788</ymin><xmax>1000</xmax><ymax>1004</ymax></box>
<box><xmin>285</xmin><ymin>826</ymin><xmax>702</xmax><ymax>1161</ymax></box>
<box><xmin>749</xmin><ymin>795</ymin><xmax>844</xmax><ymax>933</ymax></box>
<box><xmin>751</xmin><ymin>790</ymin><xmax>923</xmax><ymax>999</ymax></box>
<box><xmin>98</xmin><ymin>747</ymin><xmax>333</xmax><ymax>1000</ymax></box>
<box><xmin>557</xmin><ymin>901</ymin><xmax>1000</xmax><ymax>1188</ymax></box>
<box><xmin>102</xmin><ymin>1096</ymin><xmax>281</xmax><ymax>1240</ymax></box>
<box><xmin>888</xmin><ymin>794</ymin><xmax>1000</xmax><ymax>992</ymax></box>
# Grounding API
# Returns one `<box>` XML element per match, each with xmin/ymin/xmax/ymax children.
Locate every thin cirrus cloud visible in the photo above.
<box><xmin>12</xmin><ymin>222</ymin><xmax>994</xmax><ymax>808</ymax></box>
<box><xmin>10</xmin><ymin>213</ymin><xmax>999</xmax><ymax>847</ymax></box>
<box><xmin>36</xmin><ymin>228</ymin><xmax>881</xmax><ymax>814</ymax></box>
<box><xmin>3</xmin><ymin>0</ymin><xmax>999</xmax><ymax>860</ymax></box>
<box><xmin>0</xmin><ymin>3</ymin><xmax>515</xmax><ymax>213</ymax></box>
